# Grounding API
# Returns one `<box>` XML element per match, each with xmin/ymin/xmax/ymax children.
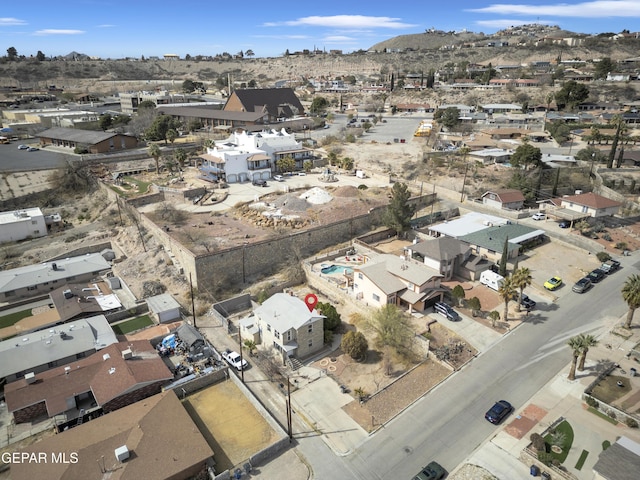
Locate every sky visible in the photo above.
<box><xmin>1</xmin><ymin>1</ymin><xmax>640</xmax><ymax>59</ymax></box>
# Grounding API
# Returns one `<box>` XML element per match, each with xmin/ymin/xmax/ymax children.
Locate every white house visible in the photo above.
<box><xmin>553</xmin><ymin>192</ymin><xmax>621</xmax><ymax>218</ymax></box>
<box><xmin>0</xmin><ymin>208</ymin><xmax>47</xmax><ymax>243</ymax></box>
<box><xmin>243</xmin><ymin>293</ymin><xmax>325</xmax><ymax>360</ymax></box>
<box><xmin>146</xmin><ymin>293</ymin><xmax>182</xmax><ymax>323</ymax></box>
<box><xmin>468</xmin><ymin>148</ymin><xmax>513</xmax><ymax>165</ymax></box>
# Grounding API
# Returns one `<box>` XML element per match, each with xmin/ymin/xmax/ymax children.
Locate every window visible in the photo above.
<box><xmin>31</xmin><ymin>220</ymin><xmax>37</xmax><ymax>225</ymax></box>
<box><xmin>372</xmin><ymin>293</ymin><xmax>380</xmax><ymax>302</ymax></box>
<box><xmin>286</xmin><ymin>330</ymin><xmax>292</xmax><ymax>341</ymax></box>
<box><xmin>307</xmin><ymin>324</ymin><xmax>313</xmax><ymax>333</ymax></box>
<box><xmin>76</xmin><ymin>352</ymin><xmax>86</xmax><ymax>359</ymax></box>
<box><xmin>358</xmin><ymin>273</ymin><xmax>363</xmax><ymax>280</ymax></box>
<box><xmin>274</xmin><ymin>330</ymin><xmax>280</xmax><ymax>339</ymax></box>
<box><xmin>5</xmin><ymin>290</ymin><xmax>15</xmax><ymax>297</ymax></box>
<box><xmin>267</xmin><ymin>324</ymin><xmax>271</xmax><ymax>332</ymax></box>
<box><xmin>27</xmin><ymin>285</ymin><xmax>38</xmax><ymax>291</ymax></box>
<box><xmin>308</xmin><ymin>339</ymin><xmax>313</xmax><ymax>348</ymax></box>
<box><xmin>48</xmin><ymin>361</ymin><xmax>58</xmax><ymax>368</ymax></box>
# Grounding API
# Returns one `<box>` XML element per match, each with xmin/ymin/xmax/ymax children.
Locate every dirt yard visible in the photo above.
<box><xmin>182</xmin><ymin>381</ymin><xmax>281</xmax><ymax>473</ymax></box>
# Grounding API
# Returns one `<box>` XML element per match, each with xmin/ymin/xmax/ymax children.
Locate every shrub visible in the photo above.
<box><xmin>607</xmin><ymin>410</ymin><xmax>617</xmax><ymax>420</ymax></box>
<box><xmin>615</xmin><ymin>242</ymin><xmax>628</xmax><ymax>251</ymax></box>
<box><xmin>358</xmin><ymin>184</ymin><xmax>368</xmax><ymax>190</ymax></box>
<box><xmin>596</xmin><ymin>251</ymin><xmax>611</xmax><ymax>262</ymax></box>
<box><xmin>341</xmin><ymin>330</ymin><xmax>368</xmax><ymax>360</ymax></box>
<box><xmin>530</xmin><ymin>433</ymin><xmax>546</xmax><ymax>452</ymax></box>
<box><xmin>602</xmin><ymin>233</ymin><xmax>612</xmax><ymax>241</ymax></box>
<box><xmin>585</xmin><ymin>396</ymin><xmax>599</xmax><ymax>409</ymax></box>
<box><xmin>626</xmin><ymin>418</ymin><xmax>639</xmax><ymax>428</ymax></box>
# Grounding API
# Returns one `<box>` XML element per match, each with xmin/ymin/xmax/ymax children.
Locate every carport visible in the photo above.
<box><xmin>543</xmin><ymin>208</ymin><xmax>590</xmax><ymax>228</ymax></box>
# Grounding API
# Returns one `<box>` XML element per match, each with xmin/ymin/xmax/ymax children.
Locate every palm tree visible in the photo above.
<box><xmin>577</xmin><ymin>333</ymin><xmax>598</xmax><ymax>371</ymax></box>
<box><xmin>243</xmin><ymin>339</ymin><xmax>257</xmax><ymax>356</ymax></box>
<box><xmin>567</xmin><ymin>335</ymin><xmax>583</xmax><ymax>381</ymax></box>
<box><xmin>148</xmin><ymin>143</ymin><xmax>161</xmax><ymax>174</ymax></box>
<box><xmin>512</xmin><ymin>267</ymin><xmax>533</xmax><ymax>312</ymax></box>
<box><xmin>498</xmin><ymin>275</ymin><xmax>517</xmax><ymax>322</ymax></box>
<box><xmin>622</xmin><ymin>274</ymin><xmax>640</xmax><ymax>329</ymax></box>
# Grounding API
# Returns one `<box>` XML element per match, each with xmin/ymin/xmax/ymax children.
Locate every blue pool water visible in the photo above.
<box><xmin>321</xmin><ymin>265</ymin><xmax>353</xmax><ymax>275</ymax></box>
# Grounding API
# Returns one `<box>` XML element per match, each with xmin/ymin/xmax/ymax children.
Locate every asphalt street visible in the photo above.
<box><xmin>298</xmin><ymin>255</ymin><xmax>637</xmax><ymax>479</ymax></box>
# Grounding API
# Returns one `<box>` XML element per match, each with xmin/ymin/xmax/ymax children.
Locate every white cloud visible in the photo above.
<box><xmin>469</xmin><ymin>1</ymin><xmax>640</xmax><ymax>17</ymax></box>
<box><xmin>322</xmin><ymin>35</ymin><xmax>358</xmax><ymax>43</ymax></box>
<box><xmin>34</xmin><ymin>29</ymin><xmax>85</xmax><ymax>36</ymax></box>
<box><xmin>253</xmin><ymin>34</ymin><xmax>310</xmax><ymax>40</ymax></box>
<box><xmin>97</xmin><ymin>24</ymin><xmax>116</xmax><ymax>28</ymax></box>
<box><xmin>264</xmin><ymin>15</ymin><xmax>416</xmax><ymax>29</ymax></box>
<box><xmin>475</xmin><ymin>19</ymin><xmax>554</xmax><ymax>28</ymax></box>
<box><xmin>0</xmin><ymin>17</ymin><xmax>27</xmax><ymax>26</ymax></box>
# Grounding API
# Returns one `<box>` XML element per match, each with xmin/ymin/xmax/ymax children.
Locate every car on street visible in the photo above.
<box><xmin>27</xmin><ymin>147</ymin><xmax>39</xmax><ymax>151</ymax></box>
<box><xmin>433</xmin><ymin>301</ymin><xmax>461</xmax><ymax>321</ymax></box>
<box><xmin>520</xmin><ymin>293</ymin><xmax>536</xmax><ymax>310</ymax></box>
<box><xmin>252</xmin><ymin>179</ymin><xmax>267</xmax><ymax>187</ymax></box>
<box><xmin>485</xmin><ymin>400</ymin><xmax>513</xmax><ymax>424</ymax></box>
<box><xmin>572</xmin><ymin>277</ymin><xmax>592</xmax><ymax>293</ymax></box>
<box><xmin>531</xmin><ymin>212</ymin><xmax>546</xmax><ymax>221</ymax></box>
<box><xmin>558</xmin><ymin>220</ymin><xmax>570</xmax><ymax>228</ymax></box>
<box><xmin>412</xmin><ymin>461</ymin><xmax>446</xmax><ymax>480</ymax></box>
<box><xmin>587</xmin><ymin>268</ymin><xmax>606</xmax><ymax>284</ymax></box>
<box><xmin>17</xmin><ymin>144</ymin><xmax>28</xmax><ymax>150</ymax></box>
<box><xmin>298</xmin><ymin>172</ymin><xmax>306</xmax><ymax>176</ymax></box>
<box><xmin>600</xmin><ymin>259</ymin><xmax>621</xmax><ymax>274</ymax></box>
<box><xmin>544</xmin><ymin>276</ymin><xmax>563</xmax><ymax>291</ymax></box>
<box><xmin>222</xmin><ymin>349</ymin><xmax>248</xmax><ymax>371</ymax></box>
<box><xmin>273</xmin><ymin>174</ymin><xmax>284</xmax><ymax>182</ymax></box>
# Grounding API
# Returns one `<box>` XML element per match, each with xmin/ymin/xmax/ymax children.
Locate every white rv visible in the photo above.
<box><xmin>480</xmin><ymin>270</ymin><xmax>505</xmax><ymax>291</ymax></box>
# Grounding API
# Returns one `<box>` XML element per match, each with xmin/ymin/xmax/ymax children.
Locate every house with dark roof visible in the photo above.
<box><xmin>37</xmin><ymin>127</ymin><xmax>138</xmax><ymax>154</ymax></box>
<box><xmin>481</xmin><ymin>189</ymin><xmax>526</xmax><ymax>210</ymax></box>
<box><xmin>10</xmin><ymin>390</ymin><xmax>214</xmax><ymax>480</ymax></box>
<box><xmin>224</xmin><ymin>88</ymin><xmax>305</xmax><ymax>121</ymax></box>
<box><xmin>4</xmin><ymin>340</ymin><xmax>173</xmax><ymax>424</ymax></box>
<box><xmin>458</xmin><ymin>224</ymin><xmax>545</xmax><ymax>261</ymax></box>
<box><xmin>404</xmin><ymin>237</ymin><xmax>471</xmax><ymax>281</ymax></box>
<box><xmin>353</xmin><ymin>254</ymin><xmax>445</xmax><ymax>312</ymax></box>
<box><xmin>593</xmin><ymin>436</ymin><xmax>640</xmax><ymax>480</ymax></box>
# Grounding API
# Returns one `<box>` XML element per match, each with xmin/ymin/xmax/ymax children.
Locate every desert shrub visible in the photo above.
<box><xmin>585</xmin><ymin>396</ymin><xmax>599</xmax><ymax>409</ymax></box>
<box><xmin>607</xmin><ymin>410</ymin><xmax>617</xmax><ymax>420</ymax></box>
<box><xmin>602</xmin><ymin>233</ymin><xmax>612</xmax><ymax>241</ymax></box>
<box><xmin>615</xmin><ymin>242</ymin><xmax>628</xmax><ymax>250</ymax></box>
<box><xmin>596</xmin><ymin>251</ymin><xmax>611</xmax><ymax>262</ymax></box>
<box><xmin>530</xmin><ymin>432</ymin><xmax>546</xmax><ymax>452</ymax></box>
<box><xmin>626</xmin><ymin>418</ymin><xmax>638</xmax><ymax>428</ymax></box>
<box><xmin>341</xmin><ymin>330</ymin><xmax>368</xmax><ymax>360</ymax></box>
<box><xmin>358</xmin><ymin>184</ymin><xmax>368</xmax><ymax>190</ymax></box>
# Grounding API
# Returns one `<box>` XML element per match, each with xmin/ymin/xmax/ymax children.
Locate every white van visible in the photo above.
<box><xmin>480</xmin><ymin>270</ymin><xmax>505</xmax><ymax>291</ymax></box>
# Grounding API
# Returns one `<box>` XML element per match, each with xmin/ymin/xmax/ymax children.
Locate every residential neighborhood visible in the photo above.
<box><xmin>1</xmin><ymin>14</ymin><xmax>640</xmax><ymax>480</ymax></box>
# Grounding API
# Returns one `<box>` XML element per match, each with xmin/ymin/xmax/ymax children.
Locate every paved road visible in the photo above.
<box><xmin>294</xmin><ymin>256</ymin><xmax>636</xmax><ymax>479</ymax></box>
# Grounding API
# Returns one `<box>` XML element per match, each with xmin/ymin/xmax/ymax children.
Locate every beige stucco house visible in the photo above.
<box><xmin>244</xmin><ymin>293</ymin><xmax>325</xmax><ymax>360</ymax></box>
<box><xmin>554</xmin><ymin>192</ymin><xmax>621</xmax><ymax>218</ymax></box>
<box><xmin>353</xmin><ymin>254</ymin><xmax>445</xmax><ymax>312</ymax></box>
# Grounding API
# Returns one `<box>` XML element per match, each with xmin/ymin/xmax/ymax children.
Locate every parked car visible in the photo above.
<box><xmin>433</xmin><ymin>302</ymin><xmax>461</xmax><ymax>322</ymax></box>
<box><xmin>412</xmin><ymin>461</ymin><xmax>446</xmax><ymax>480</ymax></box>
<box><xmin>543</xmin><ymin>276</ymin><xmax>563</xmax><ymax>291</ymax></box>
<box><xmin>520</xmin><ymin>294</ymin><xmax>536</xmax><ymax>310</ymax></box>
<box><xmin>297</xmin><ymin>172</ymin><xmax>307</xmax><ymax>176</ymax></box>
<box><xmin>485</xmin><ymin>400</ymin><xmax>513</xmax><ymax>424</ymax></box>
<box><xmin>587</xmin><ymin>268</ymin><xmax>606</xmax><ymax>284</ymax></box>
<box><xmin>27</xmin><ymin>147</ymin><xmax>39</xmax><ymax>151</ymax></box>
<box><xmin>600</xmin><ymin>259</ymin><xmax>621</xmax><ymax>274</ymax></box>
<box><xmin>17</xmin><ymin>144</ymin><xmax>29</xmax><ymax>150</ymax></box>
<box><xmin>273</xmin><ymin>175</ymin><xmax>284</xmax><ymax>182</ymax></box>
<box><xmin>222</xmin><ymin>349</ymin><xmax>248</xmax><ymax>371</ymax></box>
<box><xmin>252</xmin><ymin>179</ymin><xmax>267</xmax><ymax>187</ymax></box>
<box><xmin>531</xmin><ymin>212</ymin><xmax>546</xmax><ymax>221</ymax></box>
<box><xmin>572</xmin><ymin>277</ymin><xmax>592</xmax><ymax>293</ymax></box>
<box><xmin>558</xmin><ymin>221</ymin><xmax>570</xmax><ymax>228</ymax></box>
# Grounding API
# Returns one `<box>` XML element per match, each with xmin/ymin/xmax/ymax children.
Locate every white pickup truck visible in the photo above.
<box><xmin>222</xmin><ymin>349</ymin><xmax>248</xmax><ymax>371</ymax></box>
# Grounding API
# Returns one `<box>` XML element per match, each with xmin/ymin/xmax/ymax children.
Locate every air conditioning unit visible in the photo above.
<box><xmin>25</xmin><ymin>372</ymin><xmax>36</xmax><ymax>384</ymax></box>
<box><xmin>114</xmin><ymin>445</ymin><xmax>130</xmax><ymax>462</ymax></box>
<box><xmin>121</xmin><ymin>349</ymin><xmax>133</xmax><ymax>360</ymax></box>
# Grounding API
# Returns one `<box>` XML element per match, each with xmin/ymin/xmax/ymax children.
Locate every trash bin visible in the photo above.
<box><xmin>530</xmin><ymin>464</ymin><xmax>540</xmax><ymax>476</ymax></box>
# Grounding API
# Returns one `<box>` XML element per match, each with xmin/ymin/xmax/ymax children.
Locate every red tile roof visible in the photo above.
<box><xmin>560</xmin><ymin>192</ymin><xmax>622</xmax><ymax>209</ymax></box>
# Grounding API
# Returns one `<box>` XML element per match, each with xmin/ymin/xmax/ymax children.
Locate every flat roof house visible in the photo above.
<box><xmin>4</xmin><ymin>340</ymin><xmax>173</xmax><ymax>424</ymax></box>
<box><xmin>0</xmin><ymin>315</ymin><xmax>117</xmax><ymax>384</ymax></box>
<box><xmin>0</xmin><ymin>252</ymin><xmax>111</xmax><ymax>302</ymax></box>
<box><xmin>353</xmin><ymin>254</ymin><xmax>445</xmax><ymax>312</ymax></box>
<box><xmin>9</xmin><ymin>390</ymin><xmax>214</xmax><ymax>480</ymax></box>
<box><xmin>0</xmin><ymin>207</ymin><xmax>47</xmax><ymax>243</ymax></box>
<box><xmin>458</xmin><ymin>224</ymin><xmax>545</xmax><ymax>261</ymax></box>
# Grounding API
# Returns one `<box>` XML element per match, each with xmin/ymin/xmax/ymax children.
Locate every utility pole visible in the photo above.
<box><xmin>238</xmin><ymin>326</ymin><xmax>244</xmax><ymax>383</ymax></box>
<box><xmin>189</xmin><ymin>272</ymin><xmax>196</xmax><ymax>328</ymax></box>
<box><xmin>286</xmin><ymin>377</ymin><xmax>293</xmax><ymax>441</ymax></box>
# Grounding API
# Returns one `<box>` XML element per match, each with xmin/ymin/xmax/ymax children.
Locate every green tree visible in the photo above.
<box><xmin>148</xmin><ymin>143</ymin><xmax>162</xmax><ymax>174</ymax></box>
<box><xmin>451</xmin><ymin>285</ymin><xmax>465</xmax><ymax>307</ymax></box>
<box><xmin>340</xmin><ymin>157</ymin><xmax>354</xmax><ymax>171</ymax></box>
<box><xmin>498</xmin><ymin>237</ymin><xmax>510</xmax><ymax>277</ymax></box>
<box><xmin>607</xmin><ymin>115</ymin><xmax>626</xmax><ymax>169</ymax></box>
<box><xmin>245</xmin><ymin>49</ymin><xmax>255</xmax><ymax>58</ymax></box>
<box><xmin>36</xmin><ymin>50</ymin><xmax>46</xmax><ymax>61</ymax></box>
<box><xmin>276</xmin><ymin>155</ymin><xmax>296</xmax><ymax>174</ymax></box>
<box><xmin>182</xmin><ymin>79</ymin><xmax>196</xmax><ymax>93</ymax></box>
<box><xmin>317</xmin><ymin>302</ymin><xmax>341</xmax><ymax>332</ymax></box>
<box><xmin>567</xmin><ymin>335</ymin><xmax>583</xmax><ymax>381</ymax></box>
<box><xmin>468</xmin><ymin>297</ymin><xmax>482</xmax><ymax>317</ymax></box>
<box><xmin>594</xmin><ymin>57</ymin><xmax>616</xmax><ymax>80</ymax></box>
<box><xmin>243</xmin><ymin>339</ymin><xmax>257</xmax><ymax>356</ymax></box>
<box><xmin>434</xmin><ymin>107</ymin><xmax>460</xmax><ymax>130</ymax></box>
<box><xmin>145</xmin><ymin>115</ymin><xmax>181</xmax><ymax>144</ymax></box>
<box><xmin>622</xmin><ymin>274</ymin><xmax>640</xmax><ymax>329</ymax></box>
<box><xmin>99</xmin><ymin>113</ymin><xmax>113</xmax><ymax>131</ymax></box>
<box><xmin>341</xmin><ymin>331</ymin><xmax>368</xmax><ymax>360</ymax></box>
<box><xmin>555</xmin><ymin>80</ymin><xmax>589</xmax><ymax>110</ymax></box>
<box><xmin>510</xmin><ymin>143</ymin><xmax>542</xmax><ymax>171</ymax></box>
<box><xmin>166</xmin><ymin>128</ymin><xmax>178</xmax><ymax>145</ymax></box>
<box><xmin>498</xmin><ymin>276</ymin><xmax>517</xmax><ymax>322</ymax></box>
<box><xmin>366</xmin><ymin>304</ymin><xmax>414</xmax><ymax>357</ymax></box>
<box><xmin>303</xmin><ymin>160</ymin><xmax>313</xmax><ymax>173</ymax></box>
<box><xmin>577</xmin><ymin>333</ymin><xmax>598</xmax><ymax>371</ymax></box>
<box><xmin>384</xmin><ymin>182</ymin><xmax>416</xmax><ymax>236</ymax></box>
<box><xmin>310</xmin><ymin>96</ymin><xmax>329</xmax><ymax>115</ymax></box>
<box><xmin>512</xmin><ymin>267</ymin><xmax>533</xmax><ymax>312</ymax></box>
<box><xmin>488</xmin><ymin>310</ymin><xmax>500</xmax><ymax>327</ymax></box>
<box><xmin>175</xmin><ymin>148</ymin><xmax>187</xmax><ymax>168</ymax></box>
<box><xmin>6</xmin><ymin>47</ymin><xmax>17</xmax><ymax>61</ymax></box>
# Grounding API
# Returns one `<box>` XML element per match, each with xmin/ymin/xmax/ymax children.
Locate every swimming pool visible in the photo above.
<box><xmin>321</xmin><ymin>265</ymin><xmax>353</xmax><ymax>275</ymax></box>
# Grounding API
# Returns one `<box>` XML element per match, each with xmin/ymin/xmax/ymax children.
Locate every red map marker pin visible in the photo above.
<box><xmin>304</xmin><ymin>293</ymin><xmax>318</xmax><ymax>312</ymax></box>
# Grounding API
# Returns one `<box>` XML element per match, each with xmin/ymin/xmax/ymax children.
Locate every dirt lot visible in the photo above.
<box><xmin>183</xmin><ymin>381</ymin><xmax>281</xmax><ymax>473</ymax></box>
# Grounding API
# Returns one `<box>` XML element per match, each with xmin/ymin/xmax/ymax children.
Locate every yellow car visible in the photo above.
<box><xmin>544</xmin><ymin>276</ymin><xmax>563</xmax><ymax>291</ymax></box>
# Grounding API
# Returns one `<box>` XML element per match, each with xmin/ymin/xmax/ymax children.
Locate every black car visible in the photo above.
<box><xmin>434</xmin><ymin>301</ymin><xmax>461</xmax><ymax>322</ymax></box>
<box><xmin>252</xmin><ymin>179</ymin><xmax>267</xmax><ymax>187</ymax></box>
<box><xmin>413</xmin><ymin>461</ymin><xmax>446</xmax><ymax>480</ymax></box>
<box><xmin>520</xmin><ymin>293</ymin><xmax>536</xmax><ymax>310</ymax></box>
<box><xmin>558</xmin><ymin>220</ymin><xmax>570</xmax><ymax>228</ymax></box>
<box><xmin>587</xmin><ymin>268</ymin><xmax>606</xmax><ymax>284</ymax></box>
<box><xmin>485</xmin><ymin>400</ymin><xmax>513</xmax><ymax>424</ymax></box>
